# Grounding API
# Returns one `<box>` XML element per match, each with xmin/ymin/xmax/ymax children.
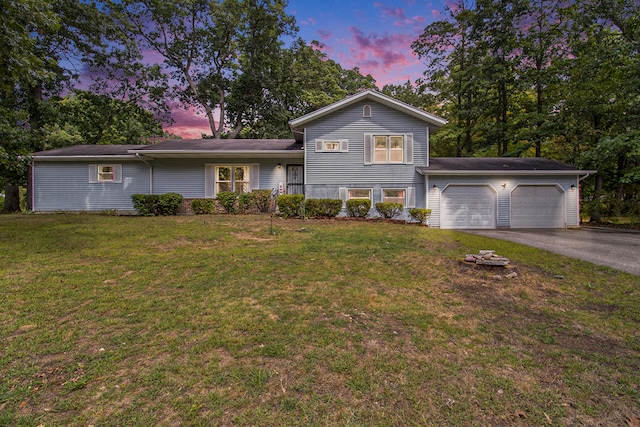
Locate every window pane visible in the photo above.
<box><xmin>98</xmin><ymin>165</ymin><xmax>114</xmax><ymax>181</ymax></box>
<box><xmin>383</xmin><ymin>189</ymin><xmax>405</xmax><ymax>206</ymax></box>
<box><xmin>234</xmin><ymin>166</ymin><xmax>248</xmax><ymax>181</ymax></box>
<box><xmin>217</xmin><ymin>166</ymin><xmax>231</xmax><ymax>181</ymax></box>
<box><xmin>217</xmin><ymin>182</ymin><xmax>231</xmax><ymax>193</ymax></box>
<box><xmin>390</xmin><ymin>136</ymin><xmax>403</xmax><ymax>149</ymax></box>
<box><xmin>349</xmin><ymin>189</ymin><xmax>371</xmax><ymax>199</ymax></box>
<box><xmin>374</xmin><ymin>136</ymin><xmax>387</xmax><ymax>148</ymax></box>
<box><xmin>234</xmin><ymin>182</ymin><xmax>250</xmax><ymax>194</ymax></box>
<box><xmin>324</xmin><ymin>141</ymin><xmax>340</xmax><ymax>151</ymax></box>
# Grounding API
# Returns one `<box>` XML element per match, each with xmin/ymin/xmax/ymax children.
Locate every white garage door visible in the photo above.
<box><xmin>441</xmin><ymin>185</ymin><xmax>497</xmax><ymax>229</ymax></box>
<box><xmin>511</xmin><ymin>185</ymin><xmax>565</xmax><ymax>228</ymax></box>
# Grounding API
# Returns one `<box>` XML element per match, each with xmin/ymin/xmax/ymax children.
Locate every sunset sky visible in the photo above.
<box><xmin>166</xmin><ymin>0</ymin><xmax>447</xmax><ymax>138</ymax></box>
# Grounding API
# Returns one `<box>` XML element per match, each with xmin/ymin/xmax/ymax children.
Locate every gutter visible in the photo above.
<box><xmin>579</xmin><ymin>171</ymin><xmax>596</xmax><ymax>181</ymax></box>
<box><xmin>135</xmin><ymin>153</ymin><xmax>153</xmax><ymax>194</ymax></box>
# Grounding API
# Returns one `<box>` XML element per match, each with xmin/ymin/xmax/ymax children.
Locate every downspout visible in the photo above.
<box><xmin>578</xmin><ymin>172</ymin><xmax>592</xmax><ymax>182</ymax></box>
<box><xmin>135</xmin><ymin>153</ymin><xmax>153</xmax><ymax>194</ymax></box>
<box><xmin>31</xmin><ymin>157</ymin><xmax>35</xmax><ymax>212</ymax></box>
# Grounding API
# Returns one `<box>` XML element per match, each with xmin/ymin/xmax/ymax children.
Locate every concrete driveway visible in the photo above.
<box><xmin>462</xmin><ymin>227</ymin><xmax>640</xmax><ymax>276</ymax></box>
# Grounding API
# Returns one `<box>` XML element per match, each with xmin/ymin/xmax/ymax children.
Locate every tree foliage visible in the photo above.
<box><xmin>413</xmin><ymin>0</ymin><xmax>640</xmax><ymax>218</ymax></box>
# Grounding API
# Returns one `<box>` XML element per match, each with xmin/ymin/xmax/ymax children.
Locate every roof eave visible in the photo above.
<box><xmin>126</xmin><ymin>150</ymin><xmax>304</xmax><ymax>159</ymax></box>
<box><xmin>33</xmin><ymin>155</ymin><xmax>139</xmax><ymax>161</ymax></box>
<box><xmin>417</xmin><ymin>168</ymin><xmax>598</xmax><ymax>176</ymax></box>
<box><xmin>289</xmin><ymin>90</ymin><xmax>448</xmax><ymax>129</ymax></box>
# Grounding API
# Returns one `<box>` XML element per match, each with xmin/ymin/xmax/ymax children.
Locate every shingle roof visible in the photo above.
<box><xmin>32</xmin><ymin>145</ymin><xmax>146</xmax><ymax>157</ymax></box>
<box><xmin>130</xmin><ymin>139</ymin><xmax>301</xmax><ymax>152</ymax></box>
<box><xmin>423</xmin><ymin>157</ymin><xmax>578</xmax><ymax>171</ymax></box>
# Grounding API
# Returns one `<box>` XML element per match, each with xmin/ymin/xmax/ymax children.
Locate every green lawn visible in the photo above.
<box><xmin>1</xmin><ymin>214</ymin><xmax>638</xmax><ymax>426</ymax></box>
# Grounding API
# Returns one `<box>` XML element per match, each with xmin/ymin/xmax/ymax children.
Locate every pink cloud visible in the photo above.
<box><xmin>317</xmin><ymin>29</ymin><xmax>332</xmax><ymax>41</ymax></box>
<box><xmin>374</xmin><ymin>2</ymin><xmax>407</xmax><ymax>20</ymax></box>
<box><xmin>164</xmin><ymin>107</ymin><xmax>213</xmax><ymax>139</ymax></box>
<box><xmin>432</xmin><ymin>9</ymin><xmax>441</xmax><ymax>18</ymax></box>
<box><xmin>300</xmin><ymin>17</ymin><xmax>316</xmax><ymax>26</ymax></box>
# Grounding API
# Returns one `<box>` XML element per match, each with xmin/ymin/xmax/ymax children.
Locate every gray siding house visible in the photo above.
<box><xmin>31</xmin><ymin>90</ymin><xmax>595</xmax><ymax>228</ymax></box>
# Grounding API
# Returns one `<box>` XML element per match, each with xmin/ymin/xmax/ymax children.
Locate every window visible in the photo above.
<box><xmin>383</xmin><ymin>189</ymin><xmax>405</xmax><ymax>206</ymax></box>
<box><xmin>89</xmin><ymin>164</ymin><xmax>122</xmax><ymax>183</ymax></box>
<box><xmin>215</xmin><ymin>166</ymin><xmax>250</xmax><ymax>194</ymax></box>
<box><xmin>98</xmin><ymin>165</ymin><xmax>115</xmax><ymax>181</ymax></box>
<box><xmin>363</xmin><ymin>105</ymin><xmax>372</xmax><ymax>117</ymax></box>
<box><xmin>315</xmin><ymin>139</ymin><xmax>348</xmax><ymax>152</ymax></box>
<box><xmin>349</xmin><ymin>189</ymin><xmax>371</xmax><ymax>200</ymax></box>
<box><xmin>324</xmin><ymin>141</ymin><xmax>341</xmax><ymax>151</ymax></box>
<box><xmin>373</xmin><ymin>135</ymin><xmax>404</xmax><ymax>163</ymax></box>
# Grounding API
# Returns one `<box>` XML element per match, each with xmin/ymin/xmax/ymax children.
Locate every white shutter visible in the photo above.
<box><xmin>404</xmin><ymin>134</ymin><xmax>413</xmax><ymax>164</ymax></box>
<box><xmin>315</xmin><ymin>139</ymin><xmax>323</xmax><ymax>152</ymax></box>
<box><xmin>250</xmin><ymin>164</ymin><xmax>260</xmax><ymax>190</ymax></box>
<box><xmin>113</xmin><ymin>164</ymin><xmax>122</xmax><ymax>183</ymax></box>
<box><xmin>204</xmin><ymin>164</ymin><xmax>214</xmax><ymax>198</ymax></box>
<box><xmin>88</xmin><ymin>165</ymin><xmax>98</xmax><ymax>183</ymax></box>
<box><xmin>364</xmin><ymin>134</ymin><xmax>373</xmax><ymax>165</ymax></box>
<box><xmin>340</xmin><ymin>139</ymin><xmax>349</xmax><ymax>152</ymax></box>
<box><xmin>407</xmin><ymin>187</ymin><xmax>416</xmax><ymax>208</ymax></box>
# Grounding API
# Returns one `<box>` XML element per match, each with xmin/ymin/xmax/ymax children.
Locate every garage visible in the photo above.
<box><xmin>441</xmin><ymin>185</ymin><xmax>497</xmax><ymax>229</ymax></box>
<box><xmin>511</xmin><ymin>185</ymin><xmax>565</xmax><ymax>228</ymax></box>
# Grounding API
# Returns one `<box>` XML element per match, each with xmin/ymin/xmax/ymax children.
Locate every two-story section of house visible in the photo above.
<box><xmin>289</xmin><ymin>90</ymin><xmax>447</xmax><ymax>216</ymax></box>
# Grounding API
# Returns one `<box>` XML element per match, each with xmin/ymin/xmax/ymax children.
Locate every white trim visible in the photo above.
<box><xmin>418</xmin><ymin>169</ymin><xmax>597</xmax><ymax>176</ymax></box>
<box><xmin>289</xmin><ymin>90</ymin><xmax>447</xmax><ymax>128</ymax></box>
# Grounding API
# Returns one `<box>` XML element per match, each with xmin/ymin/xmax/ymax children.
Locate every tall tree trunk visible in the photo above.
<box><xmin>590</xmin><ymin>174</ymin><xmax>603</xmax><ymax>222</ymax></box>
<box><xmin>2</xmin><ymin>184</ymin><xmax>21</xmax><ymax>213</ymax></box>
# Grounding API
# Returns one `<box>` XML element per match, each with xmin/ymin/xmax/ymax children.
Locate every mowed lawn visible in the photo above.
<box><xmin>1</xmin><ymin>214</ymin><xmax>638</xmax><ymax>426</ymax></box>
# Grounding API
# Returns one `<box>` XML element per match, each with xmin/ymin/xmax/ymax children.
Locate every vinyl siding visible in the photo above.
<box><xmin>152</xmin><ymin>158</ymin><xmax>287</xmax><ymax>197</ymax></box>
<box><xmin>426</xmin><ymin>175</ymin><xmax>580</xmax><ymax>228</ymax></box>
<box><xmin>33</xmin><ymin>161</ymin><xmax>149</xmax><ymax>211</ymax></box>
<box><xmin>304</xmin><ymin>100</ymin><xmax>433</xmax><ymax>217</ymax></box>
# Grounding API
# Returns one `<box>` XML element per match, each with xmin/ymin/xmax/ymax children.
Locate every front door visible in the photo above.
<box><xmin>286</xmin><ymin>165</ymin><xmax>304</xmax><ymax>194</ymax></box>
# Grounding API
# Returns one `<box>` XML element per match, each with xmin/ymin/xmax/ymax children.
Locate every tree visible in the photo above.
<box><xmin>39</xmin><ymin>90</ymin><xmax>164</xmax><ymax>148</ymax></box>
<box><xmin>0</xmin><ymin>0</ymin><xmax>60</xmax><ymax>212</ymax></box>
<box><xmin>412</xmin><ymin>0</ymin><xmax>482</xmax><ymax>156</ymax></box>
<box><xmin>107</xmin><ymin>0</ymin><xmax>297</xmax><ymax>140</ymax></box>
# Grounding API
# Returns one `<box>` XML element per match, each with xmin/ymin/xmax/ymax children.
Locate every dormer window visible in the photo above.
<box><xmin>363</xmin><ymin>105</ymin><xmax>372</xmax><ymax>118</ymax></box>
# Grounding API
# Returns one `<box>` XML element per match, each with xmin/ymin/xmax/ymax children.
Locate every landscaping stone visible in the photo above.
<box><xmin>465</xmin><ymin>250</ymin><xmax>510</xmax><ymax>266</ymax></box>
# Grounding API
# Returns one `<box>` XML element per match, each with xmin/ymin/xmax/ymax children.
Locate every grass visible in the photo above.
<box><xmin>1</xmin><ymin>214</ymin><xmax>639</xmax><ymax>426</ymax></box>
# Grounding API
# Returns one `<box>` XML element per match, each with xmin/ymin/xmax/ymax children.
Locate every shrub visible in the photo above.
<box><xmin>346</xmin><ymin>199</ymin><xmax>371</xmax><ymax>218</ymax></box>
<box><xmin>158</xmin><ymin>193</ymin><xmax>183</xmax><ymax>215</ymax></box>
<box><xmin>191</xmin><ymin>199</ymin><xmax>216</xmax><ymax>214</ymax></box>
<box><xmin>277</xmin><ymin>194</ymin><xmax>304</xmax><ymax>218</ymax></box>
<box><xmin>216</xmin><ymin>191</ymin><xmax>238</xmax><ymax>213</ymax></box>
<box><xmin>409</xmin><ymin>208</ymin><xmax>432</xmax><ymax>224</ymax></box>
<box><xmin>132</xmin><ymin>193</ymin><xmax>183</xmax><ymax>216</ymax></box>
<box><xmin>375</xmin><ymin>202</ymin><xmax>404</xmax><ymax>219</ymax></box>
<box><xmin>238</xmin><ymin>193</ymin><xmax>252</xmax><ymax>213</ymax></box>
<box><xmin>251</xmin><ymin>189</ymin><xmax>274</xmax><ymax>213</ymax></box>
<box><xmin>132</xmin><ymin>194</ymin><xmax>160</xmax><ymax>216</ymax></box>
<box><xmin>305</xmin><ymin>198</ymin><xmax>342</xmax><ymax>218</ymax></box>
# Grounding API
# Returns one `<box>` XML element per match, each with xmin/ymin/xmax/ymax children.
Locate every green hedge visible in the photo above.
<box><xmin>375</xmin><ymin>202</ymin><xmax>404</xmax><ymax>219</ymax></box>
<box><xmin>132</xmin><ymin>193</ymin><xmax>183</xmax><ymax>216</ymax></box>
<box><xmin>346</xmin><ymin>199</ymin><xmax>371</xmax><ymax>218</ymax></box>
<box><xmin>304</xmin><ymin>198</ymin><xmax>342</xmax><ymax>218</ymax></box>
<box><xmin>216</xmin><ymin>191</ymin><xmax>238</xmax><ymax>213</ymax></box>
<box><xmin>277</xmin><ymin>194</ymin><xmax>304</xmax><ymax>218</ymax></box>
<box><xmin>191</xmin><ymin>199</ymin><xmax>216</xmax><ymax>214</ymax></box>
<box><xmin>408</xmin><ymin>208</ymin><xmax>432</xmax><ymax>224</ymax></box>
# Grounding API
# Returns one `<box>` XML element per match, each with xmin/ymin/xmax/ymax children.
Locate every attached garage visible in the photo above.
<box><xmin>511</xmin><ymin>185</ymin><xmax>565</xmax><ymax>228</ymax></box>
<box><xmin>441</xmin><ymin>185</ymin><xmax>497</xmax><ymax>229</ymax></box>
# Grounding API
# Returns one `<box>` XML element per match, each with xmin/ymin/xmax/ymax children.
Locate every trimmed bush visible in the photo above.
<box><xmin>305</xmin><ymin>198</ymin><xmax>342</xmax><ymax>218</ymax></box>
<box><xmin>409</xmin><ymin>208</ymin><xmax>432</xmax><ymax>224</ymax></box>
<box><xmin>238</xmin><ymin>193</ymin><xmax>252</xmax><ymax>213</ymax></box>
<box><xmin>251</xmin><ymin>189</ymin><xmax>274</xmax><ymax>213</ymax></box>
<box><xmin>346</xmin><ymin>199</ymin><xmax>371</xmax><ymax>218</ymax></box>
<box><xmin>375</xmin><ymin>202</ymin><xmax>404</xmax><ymax>219</ymax></box>
<box><xmin>277</xmin><ymin>194</ymin><xmax>304</xmax><ymax>218</ymax></box>
<box><xmin>132</xmin><ymin>194</ymin><xmax>160</xmax><ymax>216</ymax></box>
<box><xmin>132</xmin><ymin>193</ymin><xmax>183</xmax><ymax>216</ymax></box>
<box><xmin>158</xmin><ymin>193</ymin><xmax>183</xmax><ymax>215</ymax></box>
<box><xmin>216</xmin><ymin>191</ymin><xmax>238</xmax><ymax>213</ymax></box>
<box><xmin>191</xmin><ymin>198</ymin><xmax>216</xmax><ymax>214</ymax></box>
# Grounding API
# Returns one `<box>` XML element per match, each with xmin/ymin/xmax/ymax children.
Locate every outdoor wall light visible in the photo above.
<box><xmin>570</xmin><ymin>184</ymin><xmax>576</xmax><ymax>190</ymax></box>
<box><xmin>277</xmin><ymin>163</ymin><xmax>282</xmax><ymax>169</ymax></box>
<box><xmin>432</xmin><ymin>184</ymin><xmax>437</xmax><ymax>189</ymax></box>
<box><xmin>502</xmin><ymin>183</ymin><xmax>507</xmax><ymax>188</ymax></box>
